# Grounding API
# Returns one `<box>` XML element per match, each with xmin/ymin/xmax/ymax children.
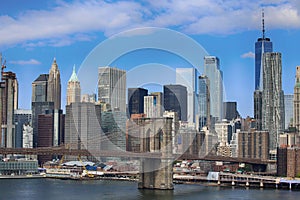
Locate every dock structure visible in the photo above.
<box><xmin>216</xmin><ymin>172</ymin><xmax>279</xmax><ymax>188</ymax></box>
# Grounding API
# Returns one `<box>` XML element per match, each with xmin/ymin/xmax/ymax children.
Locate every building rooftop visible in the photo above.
<box><xmin>34</xmin><ymin>74</ymin><xmax>49</xmax><ymax>82</ymax></box>
<box><xmin>68</xmin><ymin>65</ymin><xmax>79</xmax><ymax>82</ymax></box>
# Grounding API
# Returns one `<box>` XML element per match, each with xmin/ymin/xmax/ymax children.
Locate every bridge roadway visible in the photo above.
<box><xmin>0</xmin><ymin>147</ymin><xmax>273</xmax><ymax>165</ymax></box>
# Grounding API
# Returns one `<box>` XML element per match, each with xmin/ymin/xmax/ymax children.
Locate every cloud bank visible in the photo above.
<box><xmin>9</xmin><ymin>59</ymin><xmax>41</xmax><ymax>65</ymax></box>
<box><xmin>0</xmin><ymin>0</ymin><xmax>300</xmax><ymax>47</ymax></box>
<box><xmin>241</xmin><ymin>51</ymin><xmax>255</xmax><ymax>59</ymax></box>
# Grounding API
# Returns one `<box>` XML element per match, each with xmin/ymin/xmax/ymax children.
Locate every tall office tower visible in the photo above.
<box><xmin>294</xmin><ymin>66</ymin><xmax>300</xmax><ymax>134</ymax></box>
<box><xmin>128</xmin><ymin>88</ymin><xmax>148</xmax><ymax>117</ymax></box>
<box><xmin>47</xmin><ymin>58</ymin><xmax>61</xmax><ymax>110</ymax></box>
<box><xmin>284</xmin><ymin>94</ymin><xmax>293</xmax><ymax>130</ymax></box>
<box><xmin>223</xmin><ymin>102</ymin><xmax>239</xmax><ymax>120</ymax></box>
<box><xmin>32</xmin><ymin>74</ymin><xmax>53</xmax><ymax>147</ymax></box>
<box><xmin>67</xmin><ymin>65</ymin><xmax>81</xmax><ymax>105</ymax></box>
<box><xmin>176</xmin><ymin>68</ymin><xmax>197</xmax><ymax>123</ymax></box>
<box><xmin>65</xmin><ymin>102</ymin><xmax>101</xmax><ymax>160</ymax></box>
<box><xmin>262</xmin><ymin>52</ymin><xmax>285</xmax><ymax>152</ymax></box>
<box><xmin>203</xmin><ymin>56</ymin><xmax>223</xmax><ymax>122</ymax></box>
<box><xmin>255</xmin><ymin>10</ymin><xmax>273</xmax><ymax>91</ymax></box>
<box><xmin>164</xmin><ymin>84</ymin><xmax>187</xmax><ymax>121</ymax></box>
<box><xmin>98</xmin><ymin>66</ymin><xmax>126</xmax><ymax>112</ymax></box>
<box><xmin>14</xmin><ymin>109</ymin><xmax>32</xmax><ymax>148</ymax></box>
<box><xmin>254</xmin><ymin>10</ymin><xmax>273</xmax><ymax>130</ymax></box>
<box><xmin>32</xmin><ymin>74</ymin><xmax>48</xmax><ymax>102</ymax></box>
<box><xmin>144</xmin><ymin>92</ymin><xmax>163</xmax><ymax>118</ymax></box>
<box><xmin>47</xmin><ymin>58</ymin><xmax>61</xmax><ymax>109</ymax></box>
<box><xmin>197</xmin><ymin>75</ymin><xmax>210</xmax><ymax>131</ymax></box>
<box><xmin>0</xmin><ymin>71</ymin><xmax>18</xmax><ymax>147</ymax></box>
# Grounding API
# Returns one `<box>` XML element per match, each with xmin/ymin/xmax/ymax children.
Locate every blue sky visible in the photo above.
<box><xmin>1</xmin><ymin>0</ymin><xmax>300</xmax><ymax>117</ymax></box>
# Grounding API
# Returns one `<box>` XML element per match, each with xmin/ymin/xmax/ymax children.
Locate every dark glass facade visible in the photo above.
<box><xmin>164</xmin><ymin>84</ymin><xmax>187</xmax><ymax>121</ymax></box>
<box><xmin>255</xmin><ymin>38</ymin><xmax>273</xmax><ymax>90</ymax></box>
<box><xmin>128</xmin><ymin>88</ymin><xmax>148</xmax><ymax>117</ymax></box>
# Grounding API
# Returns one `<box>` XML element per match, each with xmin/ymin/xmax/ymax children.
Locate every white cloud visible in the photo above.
<box><xmin>9</xmin><ymin>59</ymin><xmax>41</xmax><ymax>65</ymax></box>
<box><xmin>241</xmin><ymin>51</ymin><xmax>255</xmax><ymax>59</ymax></box>
<box><xmin>0</xmin><ymin>0</ymin><xmax>300</xmax><ymax>47</ymax></box>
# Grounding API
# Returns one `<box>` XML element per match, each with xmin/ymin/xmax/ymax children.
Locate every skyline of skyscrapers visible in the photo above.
<box><xmin>0</xmin><ymin>9</ymin><xmax>299</xmax><ymax>168</ymax></box>
<box><xmin>31</xmin><ymin>59</ymin><xmax>62</xmax><ymax>148</ymax></box>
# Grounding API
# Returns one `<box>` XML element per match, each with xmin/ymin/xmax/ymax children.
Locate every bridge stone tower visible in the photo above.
<box><xmin>138</xmin><ymin>117</ymin><xmax>174</xmax><ymax>190</ymax></box>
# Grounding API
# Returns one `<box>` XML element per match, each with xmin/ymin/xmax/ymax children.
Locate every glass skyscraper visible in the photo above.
<box><xmin>176</xmin><ymin>68</ymin><xmax>197</xmax><ymax>124</ymax></box>
<box><xmin>254</xmin><ymin>10</ymin><xmax>273</xmax><ymax>131</ymax></box>
<box><xmin>128</xmin><ymin>88</ymin><xmax>148</xmax><ymax>117</ymax></box>
<box><xmin>163</xmin><ymin>84</ymin><xmax>187</xmax><ymax>121</ymax></box>
<box><xmin>255</xmin><ymin>11</ymin><xmax>273</xmax><ymax>90</ymax></box>
<box><xmin>198</xmin><ymin>75</ymin><xmax>210</xmax><ymax>130</ymax></box>
<box><xmin>255</xmin><ymin>38</ymin><xmax>273</xmax><ymax>90</ymax></box>
<box><xmin>204</xmin><ymin>56</ymin><xmax>223</xmax><ymax>122</ymax></box>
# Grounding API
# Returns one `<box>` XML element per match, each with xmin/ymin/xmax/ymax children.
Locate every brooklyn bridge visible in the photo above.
<box><xmin>0</xmin><ymin>117</ymin><xmax>274</xmax><ymax>190</ymax></box>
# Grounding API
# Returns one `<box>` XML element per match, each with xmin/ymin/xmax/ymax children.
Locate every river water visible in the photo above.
<box><xmin>0</xmin><ymin>179</ymin><xmax>298</xmax><ymax>200</ymax></box>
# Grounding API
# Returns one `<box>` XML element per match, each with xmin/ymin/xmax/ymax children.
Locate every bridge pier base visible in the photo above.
<box><xmin>138</xmin><ymin>117</ymin><xmax>174</xmax><ymax>190</ymax></box>
<box><xmin>260</xmin><ymin>181</ymin><xmax>264</xmax><ymax>188</ymax></box>
<box><xmin>246</xmin><ymin>178</ymin><xmax>249</xmax><ymax>187</ymax></box>
<box><xmin>138</xmin><ymin>158</ymin><xmax>173</xmax><ymax>190</ymax></box>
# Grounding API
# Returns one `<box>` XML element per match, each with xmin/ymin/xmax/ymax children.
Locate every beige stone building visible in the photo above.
<box><xmin>67</xmin><ymin>65</ymin><xmax>81</xmax><ymax>105</ymax></box>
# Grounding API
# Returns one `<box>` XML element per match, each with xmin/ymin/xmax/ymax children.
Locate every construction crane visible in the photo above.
<box><xmin>0</xmin><ymin>53</ymin><xmax>6</xmax><ymax>74</ymax></box>
<box><xmin>78</xmin><ymin>155</ymin><xmax>94</xmax><ymax>178</ymax></box>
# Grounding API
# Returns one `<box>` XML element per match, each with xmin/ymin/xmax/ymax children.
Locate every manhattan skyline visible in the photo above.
<box><xmin>1</xmin><ymin>0</ymin><xmax>300</xmax><ymax>117</ymax></box>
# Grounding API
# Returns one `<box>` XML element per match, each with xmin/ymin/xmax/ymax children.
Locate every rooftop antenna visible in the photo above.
<box><xmin>262</xmin><ymin>9</ymin><xmax>265</xmax><ymax>39</ymax></box>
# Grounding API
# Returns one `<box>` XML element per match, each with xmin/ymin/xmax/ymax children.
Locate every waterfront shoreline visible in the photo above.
<box><xmin>2</xmin><ymin>174</ymin><xmax>300</xmax><ymax>191</ymax></box>
<box><xmin>0</xmin><ymin>174</ymin><xmax>45</xmax><ymax>179</ymax></box>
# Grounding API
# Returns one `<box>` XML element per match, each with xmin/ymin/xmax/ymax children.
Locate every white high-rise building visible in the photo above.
<box><xmin>98</xmin><ymin>66</ymin><xmax>126</xmax><ymax>112</ymax></box>
<box><xmin>204</xmin><ymin>56</ymin><xmax>223</xmax><ymax>122</ymax></box>
<box><xmin>176</xmin><ymin>68</ymin><xmax>197</xmax><ymax>123</ymax></box>
<box><xmin>144</xmin><ymin>92</ymin><xmax>163</xmax><ymax>118</ymax></box>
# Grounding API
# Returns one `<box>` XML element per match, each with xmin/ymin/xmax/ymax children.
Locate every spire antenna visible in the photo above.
<box><xmin>262</xmin><ymin>9</ymin><xmax>265</xmax><ymax>39</ymax></box>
